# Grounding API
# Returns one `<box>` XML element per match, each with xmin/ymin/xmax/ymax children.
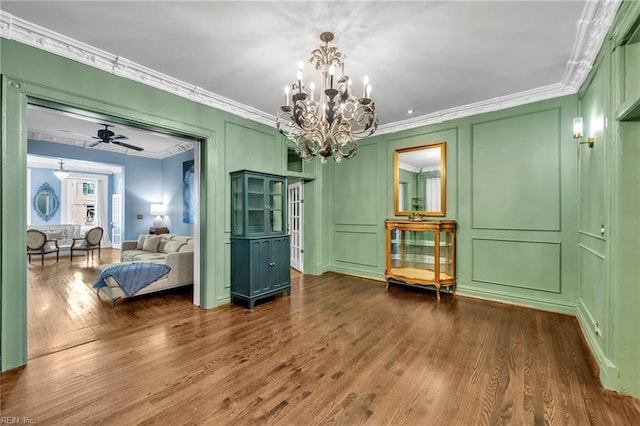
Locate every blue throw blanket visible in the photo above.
<box><xmin>93</xmin><ymin>263</ymin><xmax>172</xmax><ymax>296</ymax></box>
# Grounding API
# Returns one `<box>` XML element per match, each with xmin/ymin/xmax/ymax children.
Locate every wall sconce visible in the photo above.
<box><xmin>150</xmin><ymin>203</ymin><xmax>167</xmax><ymax>228</ymax></box>
<box><xmin>573</xmin><ymin>117</ymin><xmax>594</xmax><ymax>149</ymax></box>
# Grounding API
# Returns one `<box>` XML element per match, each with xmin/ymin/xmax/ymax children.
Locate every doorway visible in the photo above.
<box><xmin>288</xmin><ymin>181</ymin><xmax>304</xmax><ymax>272</ymax></box>
<box><xmin>25</xmin><ymin>103</ymin><xmax>203</xmax><ymax>360</ymax></box>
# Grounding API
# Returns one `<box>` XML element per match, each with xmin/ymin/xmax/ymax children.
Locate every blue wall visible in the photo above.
<box><xmin>29</xmin><ymin>166</ymin><xmax>114</xmax><ymax>226</ymax></box>
<box><xmin>161</xmin><ymin>150</ymin><xmax>195</xmax><ymax>236</ymax></box>
<box><xmin>29</xmin><ymin>168</ymin><xmax>61</xmax><ymax>225</ymax></box>
<box><xmin>28</xmin><ymin>140</ymin><xmax>193</xmax><ymax>240</ymax></box>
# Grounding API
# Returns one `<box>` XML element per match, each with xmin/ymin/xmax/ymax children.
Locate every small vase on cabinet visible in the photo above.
<box><xmin>230</xmin><ymin>170</ymin><xmax>291</xmax><ymax>308</ymax></box>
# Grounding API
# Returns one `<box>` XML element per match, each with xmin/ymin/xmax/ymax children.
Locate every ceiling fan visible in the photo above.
<box><xmin>86</xmin><ymin>124</ymin><xmax>144</xmax><ymax>151</ymax></box>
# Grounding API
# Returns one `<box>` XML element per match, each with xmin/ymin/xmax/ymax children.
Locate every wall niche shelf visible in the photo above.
<box><xmin>384</xmin><ymin>219</ymin><xmax>456</xmax><ymax>300</ymax></box>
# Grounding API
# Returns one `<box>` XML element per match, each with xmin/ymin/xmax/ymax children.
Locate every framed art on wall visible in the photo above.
<box><xmin>183</xmin><ymin>159</ymin><xmax>194</xmax><ymax>224</ymax></box>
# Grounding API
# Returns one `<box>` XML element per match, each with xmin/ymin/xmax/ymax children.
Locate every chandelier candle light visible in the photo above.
<box><xmin>277</xmin><ymin>32</ymin><xmax>378</xmax><ymax>163</ymax></box>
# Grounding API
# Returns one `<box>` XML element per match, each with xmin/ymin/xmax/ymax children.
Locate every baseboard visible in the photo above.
<box><xmin>576</xmin><ymin>298</ymin><xmax>619</xmax><ymax>390</ymax></box>
<box><xmin>326</xmin><ymin>264</ymin><xmax>385</xmax><ymax>283</ymax></box>
<box><xmin>457</xmin><ymin>285</ymin><xmax>577</xmax><ymax>315</ymax></box>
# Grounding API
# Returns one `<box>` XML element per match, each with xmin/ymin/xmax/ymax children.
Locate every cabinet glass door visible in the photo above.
<box><xmin>247</xmin><ymin>176</ymin><xmax>266</xmax><ymax>234</ymax></box>
<box><xmin>406</xmin><ymin>230</ymin><xmax>436</xmax><ymax>279</ymax></box>
<box><xmin>390</xmin><ymin>229</ymin><xmax>403</xmax><ymax>268</ymax></box>
<box><xmin>231</xmin><ymin>175</ymin><xmax>244</xmax><ymax>235</ymax></box>
<box><xmin>269</xmin><ymin>180</ymin><xmax>284</xmax><ymax>233</ymax></box>
<box><xmin>440</xmin><ymin>230</ymin><xmax>454</xmax><ymax>280</ymax></box>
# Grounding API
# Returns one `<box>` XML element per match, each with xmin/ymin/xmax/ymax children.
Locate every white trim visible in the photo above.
<box><xmin>0</xmin><ymin>1</ymin><xmax>622</xmax><ymax>135</ymax></box>
<box><xmin>27</xmin><ymin>154</ymin><xmax>122</xmax><ymax>174</ymax></box>
<box><xmin>27</xmin><ymin>131</ymin><xmax>195</xmax><ymax>160</ymax></box>
<box><xmin>288</xmin><ymin>181</ymin><xmax>304</xmax><ymax>272</ymax></box>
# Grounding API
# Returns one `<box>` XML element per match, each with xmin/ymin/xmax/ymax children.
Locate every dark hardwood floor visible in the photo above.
<box><xmin>26</xmin><ymin>248</ymin><xmax>194</xmax><ymax>359</ymax></box>
<box><xmin>2</xmin><ymin>258</ymin><xmax>639</xmax><ymax>424</ymax></box>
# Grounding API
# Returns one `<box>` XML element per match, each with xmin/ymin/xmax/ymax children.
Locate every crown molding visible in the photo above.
<box><xmin>1</xmin><ymin>1</ymin><xmax>621</xmax><ymax>137</ymax></box>
<box><xmin>377</xmin><ymin>82</ymin><xmax>574</xmax><ymax>135</ymax></box>
<box><xmin>561</xmin><ymin>0</ymin><xmax>622</xmax><ymax>90</ymax></box>
<box><xmin>0</xmin><ymin>10</ymin><xmax>275</xmax><ymax>128</ymax></box>
<box><xmin>28</xmin><ymin>131</ymin><xmax>193</xmax><ymax>160</ymax></box>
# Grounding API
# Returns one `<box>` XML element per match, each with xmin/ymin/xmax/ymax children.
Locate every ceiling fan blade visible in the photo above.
<box><xmin>112</xmin><ymin>140</ymin><xmax>144</xmax><ymax>152</ymax></box>
<box><xmin>86</xmin><ymin>140</ymin><xmax>102</xmax><ymax>148</ymax></box>
<box><xmin>110</xmin><ymin>134</ymin><xmax>129</xmax><ymax>141</ymax></box>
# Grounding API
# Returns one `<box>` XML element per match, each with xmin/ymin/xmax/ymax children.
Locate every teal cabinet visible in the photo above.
<box><xmin>230</xmin><ymin>237</ymin><xmax>291</xmax><ymax>308</ymax></box>
<box><xmin>230</xmin><ymin>170</ymin><xmax>291</xmax><ymax>308</ymax></box>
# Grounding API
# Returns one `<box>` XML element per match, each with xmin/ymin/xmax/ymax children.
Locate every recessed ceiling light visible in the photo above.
<box><xmin>407</xmin><ymin>109</ymin><xmax>415</xmax><ymax>114</ymax></box>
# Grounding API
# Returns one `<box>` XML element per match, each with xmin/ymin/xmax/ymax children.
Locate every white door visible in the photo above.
<box><xmin>288</xmin><ymin>181</ymin><xmax>304</xmax><ymax>272</ymax></box>
<box><xmin>111</xmin><ymin>194</ymin><xmax>122</xmax><ymax>249</ymax></box>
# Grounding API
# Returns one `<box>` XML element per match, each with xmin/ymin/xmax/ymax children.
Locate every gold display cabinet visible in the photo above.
<box><xmin>385</xmin><ymin>219</ymin><xmax>456</xmax><ymax>300</ymax></box>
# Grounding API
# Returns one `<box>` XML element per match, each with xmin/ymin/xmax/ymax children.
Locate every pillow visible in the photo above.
<box><xmin>136</xmin><ymin>234</ymin><xmax>147</xmax><ymax>250</ymax></box>
<box><xmin>162</xmin><ymin>241</ymin><xmax>185</xmax><ymax>254</ymax></box>
<box><xmin>142</xmin><ymin>235</ymin><xmax>161</xmax><ymax>252</ymax></box>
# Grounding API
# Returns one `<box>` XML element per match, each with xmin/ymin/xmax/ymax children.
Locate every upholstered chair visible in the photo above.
<box><xmin>70</xmin><ymin>226</ymin><xmax>103</xmax><ymax>265</ymax></box>
<box><xmin>27</xmin><ymin>229</ymin><xmax>59</xmax><ymax>266</ymax></box>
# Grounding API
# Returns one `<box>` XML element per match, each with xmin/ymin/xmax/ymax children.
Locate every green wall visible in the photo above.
<box><xmin>326</xmin><ymin>97</ymin><xmax>579</xmax><ymax>314</ymax></box>
<box><xmin>575</xmin><ymin>0</ymin><xmax>640</xmax><ymax>397</ymax></box>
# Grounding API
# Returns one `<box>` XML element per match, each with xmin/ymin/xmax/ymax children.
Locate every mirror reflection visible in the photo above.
<box><xmin>394</xmin><ymin>142</ymin><xmax>446</xmax><ymax>216</ymax></box>
<box><xmin>33</xmin><ymin>183</ymin><xmax>59</xmax><ymax>221</ymax></box>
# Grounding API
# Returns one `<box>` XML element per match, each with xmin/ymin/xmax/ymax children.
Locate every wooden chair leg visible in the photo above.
<box><xmin>56</xmin><ymin>251</ymin><xmax>59</xmax><ymax>263</ymax></box>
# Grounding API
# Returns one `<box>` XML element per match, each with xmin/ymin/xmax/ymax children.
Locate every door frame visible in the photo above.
<box><xmin>1</xmin><ymin>76</ymin><xmax>217</xmax><ymax>372</ymax></box>
<box><xmin>288</xmin><ymin>181</ymin><xmax>304</xmax><ymax>272</ymax></box>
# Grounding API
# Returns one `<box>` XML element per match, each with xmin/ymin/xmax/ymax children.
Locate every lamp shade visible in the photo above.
<box><xmin>150</xmin><ymin>203</ymin><xmax>167</xmax><ymax>216</ymax></box>
<box><xmin>573</xmin><ymin>117</ymin><xmax>584</xmax><ymax>139</ymax></box>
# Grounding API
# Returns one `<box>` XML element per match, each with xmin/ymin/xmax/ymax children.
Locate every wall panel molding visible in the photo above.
<box><xmin>334</xmin><ymin>231</ymin><xmax>378</xmax><ymax>267</ymax></box>
<box><xmin>471</xmin><ymin>108</ymin><xmax>562</xmax><ymax>231</ymax></box>
<box><xmin>472</xmin><ymin>237</ymin><xmax>562</xmax><ymax>293</ymax></box>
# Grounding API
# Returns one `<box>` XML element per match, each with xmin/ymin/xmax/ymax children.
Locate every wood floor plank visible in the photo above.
<box><xmin>2</xmin><ymin>266</ymin><xmax>639</xmax><ymax>425</ymax></box>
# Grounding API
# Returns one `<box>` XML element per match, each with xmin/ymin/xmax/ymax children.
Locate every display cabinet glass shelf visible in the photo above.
<box><xmin>385</xmin><ymin>219</ymin><xmax>456</xmax><ymax>300</ymax></box>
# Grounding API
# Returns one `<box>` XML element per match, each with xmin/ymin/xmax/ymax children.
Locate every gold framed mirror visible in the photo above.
<box><xmin>394</xmin><ymin>142</ymin><xmax>446</xmax><ymax>217</ymax></box>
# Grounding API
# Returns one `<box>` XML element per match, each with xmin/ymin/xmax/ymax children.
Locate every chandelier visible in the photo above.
<box><xmin>276</xmin><ymin>32</ymin><xmax>378</xmax><ymax>163</ymax></box>
<box><xmin>53</xmin><ymin>160</ymin><xmax>69</xmax><ymax>181</ymax></box>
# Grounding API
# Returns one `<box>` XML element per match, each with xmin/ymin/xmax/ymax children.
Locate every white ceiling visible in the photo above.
<box><xmin>27</xmin><ymin>105</ymin><xmax>195</xmax><ymax>159</ymax></box>
<box><xmin>1</xmin><ymin>1</ymin><xmax>620</xmax><ymax>154</ymax></box>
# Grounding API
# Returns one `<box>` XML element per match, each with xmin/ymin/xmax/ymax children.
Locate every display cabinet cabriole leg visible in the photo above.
<box><xmin>436</xmin><ymin>286</ymin><xmax>441</xmax><ymax>301</ymax></box>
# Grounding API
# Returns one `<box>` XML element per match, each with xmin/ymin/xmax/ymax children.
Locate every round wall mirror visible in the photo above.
<box><xmin>33</xmin><ymin>183</ymin><xmax>59</xmax><ymax>221</ymax></box>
